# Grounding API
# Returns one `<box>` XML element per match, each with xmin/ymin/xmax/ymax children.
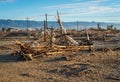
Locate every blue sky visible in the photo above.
<box><xmin>0</xmin><ymin>0</ymin><xmax>120</xmax><ymax>23</ymax></box>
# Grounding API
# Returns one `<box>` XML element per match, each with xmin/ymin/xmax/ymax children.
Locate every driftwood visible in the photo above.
<box><xmin>14</xmin><ymin>40</ymin><xmax>93</xmax><ymax>61</ymax></box>
<box><xmin>56</xmin><ymin>12</ymin><xmax>79</xmax><ymax>46</ymax></box>
<box><xmin>15</xmin><ymin>40</ymin><xmax>49</xmax><ymax>60</ymax></box>
<box><xmin>11</xmin><ymin>12</ymin><xmax>94</xmax><ymax>61</ymax></box>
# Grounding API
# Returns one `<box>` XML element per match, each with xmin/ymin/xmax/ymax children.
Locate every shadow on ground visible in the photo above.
<box><xmin>0</xmin><ymin>54</ymin><xmax>18</xmax><ymax>62</ymax></box>
<box><xmin>48</xmin><ymin>63</ymin><xmax>91</xmax><ymax>77</ymax></box>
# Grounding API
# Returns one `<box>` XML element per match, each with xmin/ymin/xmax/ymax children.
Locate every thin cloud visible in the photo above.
<box><xmin>40</xmin><ymin>0</ymin><xmax>120</xmax><ymax>22</ymax></box>
<box><xmin>43</xmin><ymin>0</ymin><xmax>120</xmax><ymax>16</ymax></box>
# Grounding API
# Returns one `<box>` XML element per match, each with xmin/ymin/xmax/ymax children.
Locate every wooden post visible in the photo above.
<box><xmin>45</xmin><ymin>13</ymin><xmax>48</xmax><ymax>29</ymax></box>
<box><xmin>77</xmin><ymin>21</ymin><xmax>79</xmax><ymax>32</ymax></box>
<box><xmin>57</xmin><ymin>12</ymin><xmax>63</xmax><ymax>44</ymax></box>
<box><xmin>43</xmin><ymin>13</ymin><xmax>48</xmax><ymax>42</ymax></box>
<box><xmin>26</xmin><ymin>17</ymin><xmax>29</xmax><ymax>31</ymax></box>
<box><xmin>85</xmin><ymin>28</ymin><xmax>92</xmax><ymax>50</ymax></box>
<box><xmin>50</xmin><ymin>27</ymin><xmax>53</xmax><ymax>48</ymax></box>
<box><xmin>26</xmin><ymin>18</ymin><xmax>30</xmax><ymax>39</ymax></box>
<box><xmin>44</xmin><ymin>20</ymin><xmax>46</xmax><ymax>42</ymax></box>
<box><xmin>86</xmin><ymin>28</ymin><xmax>90</xmax><ymax>41</ymax></box>
<box><xmin>97</xmin><ymin>23</ymin><xmax>101</xmax><ymax>30</ymax></box>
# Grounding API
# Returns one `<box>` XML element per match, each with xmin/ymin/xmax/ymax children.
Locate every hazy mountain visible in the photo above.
<box><xmin>0</xmin><ymin>19</ymin><xmax>120</xmax><ymax>30</ymax></box>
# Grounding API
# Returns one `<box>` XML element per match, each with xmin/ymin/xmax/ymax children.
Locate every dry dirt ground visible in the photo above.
<box><xmin>0</xmin><ymin>37</ymin><xmax>120</xmax><ymax>82</ymax></box>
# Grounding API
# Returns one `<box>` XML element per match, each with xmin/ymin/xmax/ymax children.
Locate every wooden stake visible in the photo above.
<box><xmin>44</xmin><ymin>20</ymin><xmax>46</xmax><ymax>42</ymax></box>
<box><xmin>50</xmin><ymin>27</ymin><xmax>53</xmax><ymax>48</ymax></box>
<box><xmin>45</xmin><ymin>13</ymin><xmax>48</xmax><ymax>29</ymax></box>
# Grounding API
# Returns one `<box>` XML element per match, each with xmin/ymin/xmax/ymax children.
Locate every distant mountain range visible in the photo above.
<box><xmin>0</xmin><ymin>19</ymin><xmax>120</xmax><ymax>30</ymax></box>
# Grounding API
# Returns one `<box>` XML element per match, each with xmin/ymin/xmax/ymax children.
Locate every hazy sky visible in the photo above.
<box><xmin>0</xmin><ymin>0</ymin><xmax>120</xmax><ymax>23</ymax></box>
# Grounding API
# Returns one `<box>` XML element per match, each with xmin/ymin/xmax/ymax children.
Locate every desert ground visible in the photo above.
<box><xmin>0</xmin><ymin>30</ymin><xmax>120</xmax><ymax>82</ymax></box>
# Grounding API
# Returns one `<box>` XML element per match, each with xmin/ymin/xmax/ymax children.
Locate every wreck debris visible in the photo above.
<box><xmin>57</xmin><ymin>12</ymin><xmax>79</xmax><ymax>46</ymax></box>
<box><xmin>10</xmin><ymin>12</ymin><xmax>94</xmax><ymax>61</ymax></box>
<box><xmin>13</xmin><ymin>39</ymin><xmax>93</xmax><ymax>61</ymax></box>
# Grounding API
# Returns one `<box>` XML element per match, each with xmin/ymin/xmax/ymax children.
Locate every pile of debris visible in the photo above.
<box><xmin>11</xmin><ymin>12</ymin><xmax>93</xmax><ymax>61</ymax></box>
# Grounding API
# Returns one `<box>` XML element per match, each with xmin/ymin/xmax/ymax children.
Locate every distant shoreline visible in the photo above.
<box><xmin>0</xmin><ymin>19</ymin><xmax>120</xmax><ymax>30</ymax></box>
